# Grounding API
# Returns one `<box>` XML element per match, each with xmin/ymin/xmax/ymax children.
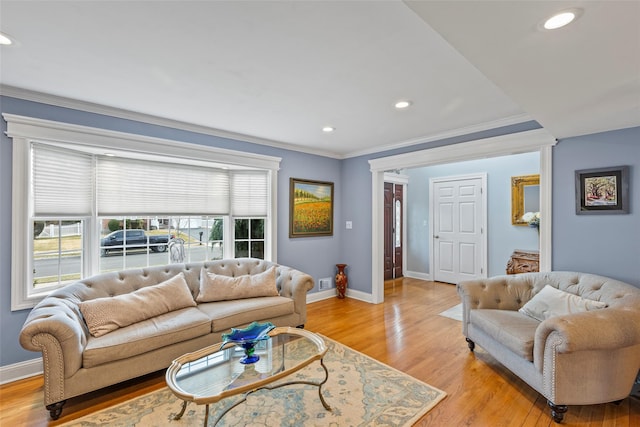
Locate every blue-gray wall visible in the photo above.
<box><xmin>552</xmin><ymin>127</ymin><xmax>640</xmax><ymax>285</ymax></box>
<box><xmin>406</xmin><ymin>151</ymin><xmax>540</xmax><ymax>277</ymax></box>
<box><xmin>2</xmin><ymin>94</ymin><xmax>639</xmax><ymax>370</ymax></box>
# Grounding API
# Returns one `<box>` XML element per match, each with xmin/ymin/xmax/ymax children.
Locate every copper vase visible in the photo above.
<box><xmin>335</xmin><ymin>264</ymin><xmax>348</xmax><ymax>299</ymax></box>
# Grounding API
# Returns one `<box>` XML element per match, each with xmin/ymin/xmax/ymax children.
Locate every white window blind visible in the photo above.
<box><xmin>231</xmin><ymin>170</ymin><xmax>269</xmax><ymax>216</ymax></box>
<box><xmin>32</xmin><ymin>143</ymin><xmax>94</xmax><ymax>216</ymax></box>
<box><xmin>97</xmin><ymin>157</ymin><xmax>230</xmax><ymax>215</ymax></box>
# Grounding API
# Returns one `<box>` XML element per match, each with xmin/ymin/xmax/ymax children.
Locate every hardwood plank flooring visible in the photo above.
<box><xmin>1</xmin><ymin>277</ymin><xmax>638</xmax><ymax>426</ymax></box>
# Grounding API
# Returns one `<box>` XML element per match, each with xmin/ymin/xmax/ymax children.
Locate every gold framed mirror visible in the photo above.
<box><xmin>511</xmin><ymin>174</ymin><xmax>540</xmax><ymax>225</ymax></box>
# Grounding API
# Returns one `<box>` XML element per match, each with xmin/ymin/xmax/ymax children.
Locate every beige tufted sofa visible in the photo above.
<box><xmin>19</xmin><ymin>258</ymin><xmax>314</xmax><ymax>419</ymax></box>
<box><xmin>457</xmin><ymin>271</ymin><xmax>640</xmax><ymax>423</ymax></box>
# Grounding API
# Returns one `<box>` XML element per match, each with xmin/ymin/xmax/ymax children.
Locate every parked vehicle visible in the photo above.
<box><xmin>100</xmin><ymin>229</ymin><xmax>172</xmax><ymax>256</ymax></box>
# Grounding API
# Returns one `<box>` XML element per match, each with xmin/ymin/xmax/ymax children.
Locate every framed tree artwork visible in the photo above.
<box><xmin>575</xmin><ymin>165</ymin><xmax>629</xmax><ymax>215</ymax></box>
<box><xmin>289</xmin><ymin>178</ymin><xmax>334</xmax><ymax>237</ymax></box>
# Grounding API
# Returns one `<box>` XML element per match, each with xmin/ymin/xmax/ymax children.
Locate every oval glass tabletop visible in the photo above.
<box><xmin>165</xmin><ymin>327</ymin><xmax>330</xmax><ymax>426</ymax></box>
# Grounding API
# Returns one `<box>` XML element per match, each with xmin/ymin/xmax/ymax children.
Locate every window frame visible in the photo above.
<box><xmin>233</xmin><ymin>217</ymin><xmax>266</xmax><ymax>259</ymax></box>
<box><xmin>6</xmin><ymin>114</ymin><xmax>281</xmax><ymax>311</ymax></box>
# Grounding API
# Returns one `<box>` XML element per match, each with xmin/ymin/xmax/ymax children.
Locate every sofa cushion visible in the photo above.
<box><xmin>470</xmin><ymin>309</ymin><xmax>540</xmax><ymax>361</ymax></box>
<box><xmin>197</xmin><ymin>296</ymin><xmax>294</xmax><ymax>332</ymax></box>
<box><xmin>79</xmin><ymin>272</ymin><xmax>197</xmax><ymax>337</ymax></box>
<box><xmin>519</xmin><ymin>285</ymin><xmax>608</xmax><ymax>322</ymax></box>
<box><xmin>196</xmin><ymin>266</ymin><xmax>279</xmax><ymax>303</ymax></box>
<box><xmin>83</xmin><ymin>306</ymin><xmax>211</xmax><ymax>368</ymax></box>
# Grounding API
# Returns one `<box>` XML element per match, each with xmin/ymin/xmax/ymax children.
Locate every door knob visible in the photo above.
<box><xmin>434</xmin><ymin>235</ymin><xmax>439</xmax><ymax>239</ymax></box>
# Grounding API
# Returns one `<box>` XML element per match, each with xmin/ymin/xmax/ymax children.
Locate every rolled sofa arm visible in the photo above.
<box><xmin>20</xmin><ymin>295</ymin><xmax>88</xmax><ymax>380</ymax></box>
<box><xmin>535</xmin><ymin>308</ymin><xmax>640</xmax><ymax>356</ymax></box>
<box><xmin>276</xmin><ymin>266</ymin><xmax>314</xmax><ymax>317</ymax></box>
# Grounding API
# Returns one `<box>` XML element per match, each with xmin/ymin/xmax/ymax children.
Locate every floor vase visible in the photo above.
<box><xmin>335</xmin><ymin>264</ymin><xmax>348</xmax><ymax>299</ymax></box>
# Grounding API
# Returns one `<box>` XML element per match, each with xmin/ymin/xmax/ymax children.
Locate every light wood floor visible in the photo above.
<box><xmin>1</xmin><ymin>278</ymin><xmax>638</xmax><ymax>426</ymax></box>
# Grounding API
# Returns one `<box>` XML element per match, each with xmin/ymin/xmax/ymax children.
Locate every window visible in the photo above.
<box><xmin>98</xmin><ymin>216</ymin><xmax>231</xmax><ymax>272</ymax></box>
<box><xmin>6</xmin><ymin>114</ymin><xmax>280</xmax><ymax>310</ymax></box>
<box><xmin>234</xmin><ymin>218</ymin><xmax>265</xmax><ymax>259</ymax></box>
<box><xmin>208</xmin><ymin>218</ymin><xmax>225</xmax><ymax>260</ymax></box>
<box><xmin>33</xmin><ymin>219</ymin><xmax>84</xmax><ymax>292</ymax></box>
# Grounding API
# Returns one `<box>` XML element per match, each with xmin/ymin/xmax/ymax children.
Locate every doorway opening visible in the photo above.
<box><xmin>369</xmin><ymin>129</ymin><xmax>556</xmax><ymax>304</ymax></box>
<box><xmin>384</xmin><ymin>181</ymin><xmax>405</xmax><ymax>280</ymax></box>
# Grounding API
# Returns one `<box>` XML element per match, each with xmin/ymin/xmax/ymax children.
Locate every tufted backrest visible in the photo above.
<box><xmin>459</xmin><ymin>271</ymin><xmax>640</xmax><ymax>312</ymax></box>
<box><xmin>50</xmin><ymin>258</ymin><xmax>288</xmax><ymax>305</ymax></box>
<box><xmin>531</xmin><ymin>272</ymin><xmax>640</xmax><ymax>309</ymax></box>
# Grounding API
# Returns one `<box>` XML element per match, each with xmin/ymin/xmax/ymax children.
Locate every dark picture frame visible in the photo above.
<box><xmin>575</xmin><ymin>165</ymin><xmax>629</xmax><ymax>215</ymax></box>
<box><xmin>289</xmin><ymin>178</ymin><xmax>334</xmax><ymax>237</ymax></box>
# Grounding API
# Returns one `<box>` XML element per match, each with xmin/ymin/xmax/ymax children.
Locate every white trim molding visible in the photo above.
<box><xmin>3</xmin><ymin>114</ymin><xmax>282</xmax><ymax>171</ymax></box>
<box><xmin>348</xmin><ymin>113</ymin><xmax>533</xmax><ymax>159</ymax></box>
<box><xmin>0</xmin><ymin>84</ymin><xmax>340</xmax><ymax>159</ymax></box>
<box><xmin>0</xmin><ymin>358</ymin><xmax>43</xmax><ymax>384</ymax></box>
<box><xmin>306</xmin><ymin>287</ymin><xmax>373</xmax><ymax>304</ymax></box>
<box><xmin>1</xmin><ymin>85</ymin><xmax>534</xmax><ymax>160</ymax></box>
<box><xmin>369</xmin><ymin>128</ymin><xmax>557</xmax><ymax>304</ymax></box>
<box><xmin>404</xmin><ymin>270</ymin><xmax>432</xmax><ymax>281</ymax></box>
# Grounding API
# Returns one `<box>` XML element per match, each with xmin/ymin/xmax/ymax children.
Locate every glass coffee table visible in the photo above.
<box><xmin>165</xmin><ymin>327</ymin><xmax>331</xmax><ymax>427</ymax></box>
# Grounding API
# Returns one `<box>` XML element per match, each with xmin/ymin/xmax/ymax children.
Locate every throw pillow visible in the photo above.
<box><xmin>79</xmin><ymin>272</ymin><xmax>196</xmax><ymax>337</ymax></box>
<box><xmin>519</xmin><ymin>285</ymin><xmax>608</xmax><ymax>322</ymax></box>
<box><xmin>196</xmin><ymin>266</ymin><xmax>278</xmax><ymax>303</ymax></box>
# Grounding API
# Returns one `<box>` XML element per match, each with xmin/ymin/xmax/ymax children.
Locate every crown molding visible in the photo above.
<box><xmin>1</xmin><ymin>84</ymin><xmax>536</xmax><ymax>160</ymax></box>
<box><xmin>344</xmin><ymin>113</ymin><xmax>535</xmax><ymax>159</ymax></box>
<box><xmin>0</xmin><ymin>85</ymin><xmax>342</xmax><ymax>159</ymax></box>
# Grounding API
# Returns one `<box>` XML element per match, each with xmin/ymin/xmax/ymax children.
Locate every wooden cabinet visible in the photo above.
<box><xmin>506</xmin><ymin>249</ymin><xmax>539</xmax><ymax>274</ymax></box>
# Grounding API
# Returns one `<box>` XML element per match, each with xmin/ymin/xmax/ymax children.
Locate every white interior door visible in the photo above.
<box><xmin>431</xmin><ymin>174</ymin><xmax>486</xmax><ymax>284</ymax></box>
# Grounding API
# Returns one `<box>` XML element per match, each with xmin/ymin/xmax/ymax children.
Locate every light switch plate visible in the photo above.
<box><xmin>346</xmin><ymin>221</ymin><xmax>353</xmax><ymax>229</ymax></box>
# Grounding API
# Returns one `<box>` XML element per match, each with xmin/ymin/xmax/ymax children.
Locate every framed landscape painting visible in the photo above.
<box><xmin>289</xmin><ymin>178</ymin><xmax>334</xmax><ymax>237</ymax></box>
<box><xmin>575</xmin><ymin>165</ymin><xmax>629</xmax><ymax>215</ymax></box>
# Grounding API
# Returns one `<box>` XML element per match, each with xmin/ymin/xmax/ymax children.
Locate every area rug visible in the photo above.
<box><xmin>438</xmin><ymin>303</ymin><xmax>463</xmax><ymax>321</ymax></box>
<box><xmin>60</xmin><ymin>336</ymin><xmax>446</xmax><ymax>426</ymax></box>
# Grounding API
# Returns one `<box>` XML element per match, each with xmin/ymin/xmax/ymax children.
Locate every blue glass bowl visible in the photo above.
<box><xmin>220</xmin><ymin>321</ymin><xmax>276</xmax><ymax>364</ymax></box>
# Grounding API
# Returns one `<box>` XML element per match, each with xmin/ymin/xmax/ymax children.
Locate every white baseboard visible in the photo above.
<box><xmin>344</xmin><ymin>288</ymin><xmax>373</xmax><ymax>303</ymax></box>
<box><xmin>307</xmin><ymin>288</ymin><xmax>373</xmax><ymax>304</ymax></box>
<box><xmin>307</xmin><ymin>289</ymin><xmax>336</xmax><ymax>303</ymax></box>
<box><xmin>0</xmin><ymin>357</ymin><xmax>42</xmax><ymax>385</ymax></box>
<box><xmin>405</xmin><ymin>271</ymin><xmax>432</xmax><ymax>281</ymax></box>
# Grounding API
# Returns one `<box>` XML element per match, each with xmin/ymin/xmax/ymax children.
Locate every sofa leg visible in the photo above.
<box><xmin>46</xmin><ymin>400</ymin><xmax>67</xmax><ymax>420</ymax></box>
<box><xmin>465</xmin><ymin>338</ymin><xmax>475</xmax><ymax>351</ymax></box>
<box><xmin>296</xmin><ymin>324</ymin><xmax>305</xmax><ymax>329</ymax></box>
<box><xmin>547</xmin><ymin>401</ymin><xmax>568</xmax><ymax>423</ymax></box>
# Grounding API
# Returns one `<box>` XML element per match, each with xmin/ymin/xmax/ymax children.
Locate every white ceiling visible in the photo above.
<box><xmin>1</xmin><ymin>1</ymin><xmax>638</xmax><ymax>159</ymax></box>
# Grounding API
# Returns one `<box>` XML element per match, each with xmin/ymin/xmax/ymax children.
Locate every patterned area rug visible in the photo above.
<box><xmin>61</xmin><ymin>336</ymin><xmax>446</xmax><ymax>426</ymax></box>
<box><xmin>439</xmin><ymin>303</ymin><xmax>463</xmax><ymax>321</ymax></box>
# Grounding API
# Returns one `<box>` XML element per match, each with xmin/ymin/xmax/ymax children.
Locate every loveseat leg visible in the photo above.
<box><xmin>547</xmin><ymin>401</ymin><xmax>568</xmax><ymax>423</ymax></box>
<box><xmin>46</xmin><ymin>400</ymin><xmax>66</xmax><ymax>420</ymax></box>
<box><xmin>465</xmin><ymin>338</ymin><xmax>475</xmax><ymax>351</ymax></box>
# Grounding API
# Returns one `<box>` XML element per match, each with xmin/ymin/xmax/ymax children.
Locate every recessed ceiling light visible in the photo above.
<box><xmin>394</xmin><ymin>100</ymin><xmax>412</xmax><ymax>109</ymax></box>
<box><xmin>542</xmin><ymin>9</ymin><xmax>582</xmax><ymax>30</ymax></box>
<box><xmin>0</xmin><ymin>32</ymin><xmax>13</xmax><ymax>45</ymax></box>
<box><xmin>322</xmin><ymin>126</ymin><xmax>335</xmax><ymax>133</ymax></box>
<box><xmin>104</xmin><ymin>152</ymin><xmax>116</xmax><ymax>157</ymax></box>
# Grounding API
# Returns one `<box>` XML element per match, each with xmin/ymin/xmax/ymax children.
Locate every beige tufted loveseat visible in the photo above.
<box><xmin>457</xmin><ymin>271</ymin><xmax>640</xmax><ymax>423</ymax></box>
<box><xmin>19</xmin><ymin>258</ymin><xmax>314</xmax><ymax>419</ymax></box>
